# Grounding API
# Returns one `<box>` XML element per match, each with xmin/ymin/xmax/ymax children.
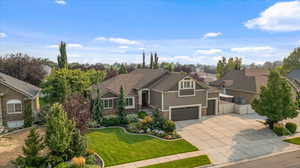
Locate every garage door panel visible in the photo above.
<box><xmin>171</xmin><ymin>106</ymin><xmax>199</xmax><ymax>121</ymax></box>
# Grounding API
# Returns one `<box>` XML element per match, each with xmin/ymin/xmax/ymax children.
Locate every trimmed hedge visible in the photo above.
<box><xmin>273</xmin><ymin>124</ymin><xmax>291</xmax><ymax>136</ymax></box>
<box><xmin>285</xmin><ymin>122</ymin><xmax>297</xmax><ymax>134</ymax></box>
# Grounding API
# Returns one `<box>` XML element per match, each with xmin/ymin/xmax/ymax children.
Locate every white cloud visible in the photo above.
<box><xmin>68</xmin><ymin>54</ymin><xmax>81</xmax><ymax>58</ymax></box>
<box><xmin>95</xmin><ymin>37</ymin><xmax>140</xmax><ymax>45</ymax></box>
<box><xmin>0</xmin><ymin>33</ymin><xmax>7</xmax><ymax>38</ymax></box>
<box><xmin>47</xmin><ymin>43</ymin><xmax>83</xmax><ymax>49</ymax></box>
<box><xmin>231</xmin><ymin>46</ymin><xmax>273</xmax><ymax>53</ymax></box>
<box><xmin>245</xmin><ymin>1</ymin><xmax>300</xmax><ymax>32</ymax></box>
<box><xmin>55</xmin><ymin>0</ymin><xmax>66</xmax><ymax>5</ymax></box>
<box><xmin>202</xmin><ymin>32</ymin><xmax>222</xmax><ymax>39</ymax></box>
<box><xmin>94</xmin><ymin>37</ymin><xmax>106</xmax><ymax>41</ymax></box>
<box><xmin>160</xmin><ymin>56</ymin><xmax>194</xmax><ymax>62</ymax></box>
<box><xmin>119</xmin><ymin>46</ymin><xmax>129</xmax><ymax>49</ymax></box>
<box><xmin>195</xmin><ymin>49</ymin><xmax>222</xmax><ymax>55</ymax></box>
<box><xmin>138</xmin><ymin>47</ymin><xmax>145</xmax><ymax>50</ymax></box>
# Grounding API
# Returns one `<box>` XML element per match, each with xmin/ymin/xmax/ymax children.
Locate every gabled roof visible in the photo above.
<box><xmin>93</xmin><ymin>69</ymin><xmax>168</xmax><ymax>96</ymax></box>
<box><xmin>0</xmin><ymin>72</ymin><xmax>41</xmax><ymax>98</ymax></box>
<box><xmin>211</xmin><ymin>69</ymin><xmax>269</xmax><ymax>93</ymax></box>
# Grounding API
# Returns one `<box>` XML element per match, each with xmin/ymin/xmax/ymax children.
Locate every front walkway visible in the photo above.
<box><xmin>107</xmin><ymin>151</ymin><xmax>205</xmax><ymax>168</ymax></box>
<box><xmin>176</xmin><ymin>114</ymin><xmax>300</xmax><ymax>165</ymax></box>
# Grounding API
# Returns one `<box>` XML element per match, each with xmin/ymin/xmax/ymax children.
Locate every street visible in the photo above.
<box><xmin>222</xmin><ymin>150</ymin><xmax>300</xmax><ymax>168</ymax></box>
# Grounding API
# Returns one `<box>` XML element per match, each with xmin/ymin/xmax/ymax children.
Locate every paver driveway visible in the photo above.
<box><xmin>176</xmin><ymin>114</ymin><xmax>300</xmax><ymax>165</ymax></box>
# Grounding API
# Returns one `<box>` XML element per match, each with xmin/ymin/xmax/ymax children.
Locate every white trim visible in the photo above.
<box><xmin>169</xmin><ymin>104</ymin><xmax>202</xmax><ymax>121</ymax></box>
<box><xmin>0</xmin><ymin>80</ymin><xmax>37</xmax><ymax>99</ymax></box>
<box><xmin>161</xmin><ymin>92</ymin><xmax>164</xmax><ymax>111</ymax></box>
<box><xmin>166</xmin><ymin>89</ymin><xmax>206</xmax><ymax>93</ymax></box>
<box><xmin>178</xmin><ymin>77</ymin><xmax>196</xmax><ymax>90</ymax></box>
<box><xmin>102</xmin><ymin>98</ymin><xmax>114</xmax><ymax>109</ymax></box>
<box><xmin>178</xmin><ymin>89</ymin><xmax>195</xmax><ymax>97</ymax></box>
<box><xmin>0</xmin><ymin>97</ymin><xmax>2</xmax><ymax>126</ymax></box>
<box><xmin>207</xmin><ymin>97</ymin><xmax>219</xmax><ymax>115</ymax></box>
<box><xmin>6</xmin><ymin>99</ymin><xmax>22</xmax><ymax>114</ymax></box>
<box><xmin>125</xmin><ymin>96</ymin><xmax>135</xmax><ymax>109</ymax></box>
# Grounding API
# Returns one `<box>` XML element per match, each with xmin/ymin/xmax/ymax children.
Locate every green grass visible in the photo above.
<box><xmin>85</xmin><ymin>128</ymin><xmax>198</xmax><ymax>166</ymax></box>
<box><xmin>140</xmin><ymin>155</ymin><xmax>211</xmax><ymax>168</ymax></box>
<box><xmin>284</xmin><ymin>137</ymin><xmax>300</xmax><ymax>145</ymax></box>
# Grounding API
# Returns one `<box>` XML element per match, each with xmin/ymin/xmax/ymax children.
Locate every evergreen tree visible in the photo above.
<box><xmin>57</xmin><ymin>41</ymin><xmax>68</xmax><ymax>69</ymax></box>
<box><xmin>14</xmin><ymin>128</ymin><xmax>45</xmax><ymax>167</ymax></box>
<box><xmin>216</xmin><ymin>57</ymin><xmax>226</xmax><ymax>79</ymax></box>
<box><xmin>45</xmin><ymin>104</ymin><xmax>74</xmax><ymax>161</ymax></box>
<box><xmin>117</xmin><ymin>86</ymin><xmax>126</xmax><ymax>118</ymax></box>
<box><xmin>142</xmin><ymin>51</ymin><xmax>146</xmax><ymax>68</ymax></box>
<box><xmin>150</xmin><ymin>53</ymin><xmax>153</xmax><ymax>69</ymax></box>
<box><xmin>24</xmin><ymin>100</ymin><xmax>33</xmax><ymax>127</ymax></box>
<box><xmin>92</xmin><ymin>85</ymin><xmax>104</xmax><ymax>124</ymax></box>
<box><xmin>68</xmin><ymin>129</ymin><xmax>87</xmax><ymax>158</ymax></box>
<box><xmin>154</xmin><ymin>52</ymin><xmax>159</xmax><ymax>69</ymax></box>
<box><xmin>252</xmin><ymin>70</ymin><xmax>298</xmax><ymax>127</ymax></box>
<box><xmin>118</xmin><ymin>64</ymin><xmax>128</xmax><ymax>74</ymax></box>
<box><xmin>216</xmin><ymin>57</ymin><xmax>242</xmax><ymax>79</ymax></box>
<box><xmin>281</xmin><ymin>47</ymin><xmax>300</xmax><ymax>74</ymax></box>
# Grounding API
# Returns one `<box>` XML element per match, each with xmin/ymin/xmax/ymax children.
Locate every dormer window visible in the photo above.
<box><xmin>179</xmin><ymin>78</ymin><xmax>195</xmax><ymax>90</ymax></box>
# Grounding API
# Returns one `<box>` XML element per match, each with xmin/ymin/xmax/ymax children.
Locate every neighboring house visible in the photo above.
<box><xmin>0</xmin><ymin>72</ymin><xmax>41</xmax><ymax>128</ymax></box>
<box><xmin>287</xmin><ymin>69</ymin><xmax>300</xmax><ymax>95</ymax></box>
<box><xmin>210</xmin><ymin>69</ymin><xmax>269</xmax><ymax>104</ymax></box>
<box><xmin>91</xmin><ymin>69</ymin><xmax>219</xmax><ymax>121</ymax></box>
<box><xmin>192</xmin><ymin>72</ymin><xmax>217</xmax><ymax>84</ymax></box>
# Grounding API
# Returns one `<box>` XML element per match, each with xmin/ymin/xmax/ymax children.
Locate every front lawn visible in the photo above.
<box><xmin>85</xmin><ymin>128</ymin><xmax>198</xmax><ymax>166</ymax></box>
<box><xmin>140</xmin><ymin>155</ymin><xmax>211</xmax><ymax>168</ymax></box>
<box><xmin>284</xmin><ymin>137</ymin><xmax>300</xmax><ymax>145</ymax></box>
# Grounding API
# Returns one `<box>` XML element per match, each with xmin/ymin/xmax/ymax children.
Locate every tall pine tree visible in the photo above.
<box><xmin>118</xmin><ymin>64</ymin><xmax>128</xmax><ymax>74</ymax></box>
<box><xmin>154</xmin><ymin>52</ymin><xmax>159</xmax><ymax>69</ymax></box>
<box><xmin>252</xmin><ymin>70</ymin><xmax>298</xmax><ymax>127</ymax></box>
<box><xmin>117</xmin><ymin>86</ymin><xmax>126</xmax><ymax>118</ymax></box>
<box><xmin>57</xmin><ymin>41</ymin><xmax>68</xmax><ymax>69</ymax></box>
<box><xmin>281</xmin><ymin>47</ymin><xmax>300</xmax><ymax>75</ymax></box>
<box><xmin>150</xmin><ymin>53</ymin><xmax>153</xmax><ymax>69</ymax></box>
<box><xmin>142</xmin><ymin>51</ymin><xmax>146</xmax><ymax>68</ymax></box>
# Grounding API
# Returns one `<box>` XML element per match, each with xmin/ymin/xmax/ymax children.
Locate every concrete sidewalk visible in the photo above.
<box><xmin>107</xmin><ymin>151</ymin><xmax>206</xmax><ymax>168</ymax></box>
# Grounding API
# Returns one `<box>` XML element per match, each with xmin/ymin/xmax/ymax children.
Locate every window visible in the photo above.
<box><xmin>7</xmin><ymin>99</ymin><xmax>22</xmax><ymax>114</ymax></box>
<box><xmin>103</xmin><ymin>99</ymin><xmax>113</xmax><ymax>109</ymax></box>
<box><xmin>125</xmin><ymin>97</ymin><xmax>135</xmax><ymax>108</ymax></box>
<box><xmin>179</xmin><ymin>78</ymin><xmax>195</xmax><ymax>89</ymax></box>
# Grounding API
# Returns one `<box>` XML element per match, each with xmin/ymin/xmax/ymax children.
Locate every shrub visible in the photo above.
<box><xmin>285</xmin><ymin>122</ymin><xmax>297</xmax><ymax>134</ymax></box>
<box><xmin>68</xmin><ymin>129</ymin><xmax>87</xmax><ymax>159</ymax></box>
<box><xmin>54</xmin><ymin>162</ymin><xmax>69</xmax><ymax>168</ymax></box>
<box><xmin>138</xmin><ymin>111</ymin><xmax>148</xmax><ymax>119</ymax></box>
<box><xmin>85</xmin><ymin>155</ymin><xmax>97</xmax><ymax>165</ymax></box>
<box><xmin>87</xmin><ymin>120</ymin><xmax>99</xmax><ymax>128</ymax></box>
<box><xmin>126</xmin><ymin>114</ymin><xmax>139</xmax><ymax>123</ymax></box>
<box><xmin>24</xmin><ymin>101</ymin><xmax>33</xmax><ymax>127</ymax></box>
<box><xmin>273</xmin><ymin>123</ymin><xmax>291</xmax><ymax>136</ymax></box>
<box><xmin>162</xmin><ymin>120</ymin><xmax>176</xmax><ymax>133</ymax></box>
<box><xmin>86</xmin><ymin>149</ymin><xmax>96</xmax><ymax>155</ymax></box>
<box><xmin>101</xmin><ymin>116</ymin><xmax>121</xmax><ymax>126</ymax></box>
<box><xmin>127</xmin><ymin>122</ymin><xmax>140</xmax><ymax>133</ymax></box>
<box><xmin>71</xmin><ymin>157</ymin><xmax>86</xmax><ymax>168</ymax></box>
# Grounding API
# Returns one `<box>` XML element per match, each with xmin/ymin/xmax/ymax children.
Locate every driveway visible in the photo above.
<box><xmin>176</xmin><ymin>114</ymin><xmax>300</xmax><ymax>165</ymax></box>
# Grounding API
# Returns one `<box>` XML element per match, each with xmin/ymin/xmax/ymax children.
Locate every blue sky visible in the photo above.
<box><xmin>0</xmin><ymin>0</ymin><xmax>300</xmax><ymax>65</ymax></box>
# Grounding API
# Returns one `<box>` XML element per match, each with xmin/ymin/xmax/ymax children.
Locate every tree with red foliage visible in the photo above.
<box><xmin>63</xmin><ymin>93</ymin><xmax>91</xmax><ymax>131</ymax></box>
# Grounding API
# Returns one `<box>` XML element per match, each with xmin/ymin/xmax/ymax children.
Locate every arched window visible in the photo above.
<box><xmin>7</xmin><ymin>99</ymin><xmax>22</xmax><ymax>114</ymax></box>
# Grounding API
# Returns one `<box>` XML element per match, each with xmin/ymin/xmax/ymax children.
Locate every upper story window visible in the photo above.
<box><xmin>7</xmin><ymin>99</ymin><xmax>22</xmax><ymax>114</ymax></box>
<box><xmin>179</xmin><ymin>77</ymin><xmax>195</xmax><ymax>90</ymax></box>
<box><xmin>125</xmin><ymin>97</ymin><xmax>135</xmax><ymax>109</ymax></box>
<box><xmin>103</xmin><ymin>98</ymin><xmax>113</xmax><ymax>109</ymax></box>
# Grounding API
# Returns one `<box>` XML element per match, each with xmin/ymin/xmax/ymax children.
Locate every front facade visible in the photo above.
<box><xmin>91</xmin><ymin>69</ymin><xmax>219</xmax><ymax>121</ymax></box>
<box><xmin>0</xmin><ymin>72</ymin><xmax>41</xmax><ymax>128</ymax></box>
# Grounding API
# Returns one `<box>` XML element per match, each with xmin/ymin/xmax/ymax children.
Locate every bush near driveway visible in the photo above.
<box><xmin>140</xmin><ymin>155</ymin><xmax>211</xmax><ymax>168</ymax></box>
<box><xmin>284</xmin><ymin>137</ymin><xmax>300</xmax><ymax>145</ymax></box>
<box><xmin>85</xmin><ymin>128</ymin><xmax>198</xmax><ymax>166</ymax></box>
<box><xmin>285</xmin><ymin>122</ymin><xmax>297</xmax><ymax>134</ymax></box>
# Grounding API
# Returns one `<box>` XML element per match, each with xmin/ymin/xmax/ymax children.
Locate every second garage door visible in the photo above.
<box><xmin>171</xmin><ymin>106</ymin><xmax>200</xmax><ymax>121</ymax></box>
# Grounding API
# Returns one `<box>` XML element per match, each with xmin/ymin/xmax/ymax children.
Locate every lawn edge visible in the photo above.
<box><xmin>89</xmin><ymin>126</ymin><xmax>184</xmax><ymax>142</ymax></box>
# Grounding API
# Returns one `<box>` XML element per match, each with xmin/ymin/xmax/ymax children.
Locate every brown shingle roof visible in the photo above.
<box><xmin>148</xmin><ymin>72</ymin><xmax>187</xmax><ymax>91</ymax></box>
<box><xmin>211</xmin><ymin>69</ymin><xmax>269</xmax><ymax>93</ymax></box>
<box><xmin>0</xmin><ymin>72</ymin><xmax>41</xmax><ymax>98</ymax></box>
<box><xmin>93</xmin><ymin>69</ymin><xmax>167</xmax><ymax>96</ymax></box>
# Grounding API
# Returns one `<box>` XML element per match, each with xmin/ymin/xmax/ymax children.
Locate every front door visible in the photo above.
<box><xmin>142</xmin><ymin>90</ymin><xmax>148</xmax><ymax>107</ymax></box>
<box><xmin>207</xmin><ymin>99</ymin><xmax>216</xmax><ymax>115</ymax></box>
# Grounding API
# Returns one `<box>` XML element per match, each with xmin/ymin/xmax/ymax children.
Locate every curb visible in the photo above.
<box><xmin>94</xmin><ymin>153</ymin><xmax>105</xmax><ymax>168</ymax></box>
<box><xmin>89</xmin><ymin>126</ymin><xmax>183</xmax><ymax>142</ymax></box>
<box><xmin>0</xmin><ymin>126</ymin><xmax>33</xmax><ymax>137</ymax></box>
<box><xmin>208</xmin><ymin>148</ymin><xmax>300</xmax><ymax>168</ymax></box>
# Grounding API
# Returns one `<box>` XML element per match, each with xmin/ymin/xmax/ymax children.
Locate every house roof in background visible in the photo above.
<box><xmin>287</xmin><ymin>69</ymin><xmax>300</xmax><ymax>80</ymax></box>
<box><xmin>0</xmin><ymin>72</ymin><xmax>41</xmax><ymax>98</ymax></box>
<box><xmin>211</xmin><ymin>69</ymin><xmax>269</xmax><ymax>93</ymax></box>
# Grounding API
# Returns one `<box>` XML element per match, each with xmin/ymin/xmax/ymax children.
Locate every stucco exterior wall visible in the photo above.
<box><xmin>226</xmin><ymin>89</ymin><xmax>257</xmax><ymax>104</ymax></box>
<box><xmin>149</xmin><ymin>90</ymin><xmax>162</xmax><ymax>109</ymax></box>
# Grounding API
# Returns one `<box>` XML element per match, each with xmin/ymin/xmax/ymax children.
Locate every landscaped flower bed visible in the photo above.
<box><xmin>88</xmin><ymin>110</ymin><xmax>180</xmax><ymax>140</ymax></box>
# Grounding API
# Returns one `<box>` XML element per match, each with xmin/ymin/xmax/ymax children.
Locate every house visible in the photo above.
<box><xmin>91</xmin><ymin>69</ymin><xmax>219</xmax><ymax>121</ymax></box>
<box><xmin>0</xmin><ymin>72</ymin><xmax>41</xmax><ymax>128</ymax></box>
<box><xmin>287</xmin><ymin>69</ymin><xmax>300</xmax><ymax>96</ymax></box>
<box><xmin>210</xmin><ymin>69</ymin><xmax>269</xmax><ymax>104</ymax></box>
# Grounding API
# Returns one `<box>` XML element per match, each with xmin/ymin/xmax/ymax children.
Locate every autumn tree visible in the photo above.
<box><xmin>0</xmin><ymin>53</ymin><xmax>49</xmax><ymax>86</ymax></box>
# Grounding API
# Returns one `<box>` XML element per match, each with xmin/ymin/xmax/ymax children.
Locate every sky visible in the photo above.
<box><xmin>0</xmin><ymin>0</ymin><xmax>300</xmax><ymax>65</ymax></box>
